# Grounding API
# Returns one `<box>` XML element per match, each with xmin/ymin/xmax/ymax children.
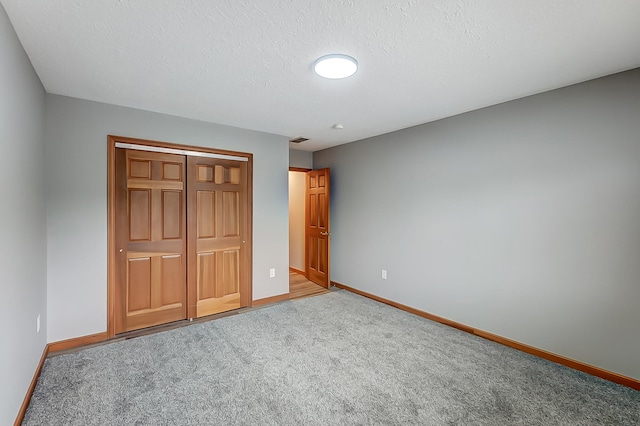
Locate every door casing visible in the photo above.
<box><xmin>107</xmin><ymin>135</ymin><xmax>253</xmax><ymax>338</ymax></box>
<box><xmin>288</xmin><ymin>167</ymin><xmax>331</xmax><ymax>288</ymax></box>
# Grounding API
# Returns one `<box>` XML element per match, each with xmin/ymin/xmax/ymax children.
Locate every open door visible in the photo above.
<box><xmin>305</xmin><ymin>168</ymin><xmax>330</xmax><ymax>288</ymax></box>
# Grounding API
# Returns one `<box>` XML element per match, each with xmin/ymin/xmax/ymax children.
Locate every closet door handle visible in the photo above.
<box><xmin>320</xmin><ymin>231</ymin><xmax>330</xmax><ymax>236</ymax></box>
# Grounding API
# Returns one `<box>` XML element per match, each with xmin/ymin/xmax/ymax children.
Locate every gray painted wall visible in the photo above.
<box><xmin>314</xmin><ymin>68</ymin><xmax>640</xmax><ymax>380</ymax></box>
<box><xmin>289</xmin><ymin>148</ymin><xmax>313</xmax><ymax>169</ymax></box>
<box><xmin>0</xmin><ymin>4</ymin><xmax>47</xmax><ymax>423</ymax></box>
<box><xmin>45</xmin><ymin>95</ymin><xmax>290</xmax><ymax>343</ymax></box>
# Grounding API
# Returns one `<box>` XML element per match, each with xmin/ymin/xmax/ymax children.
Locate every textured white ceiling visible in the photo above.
<box><xmin>2</xmin><ymin>1</ymin><xmax>640</xmax><ymax>151</ymax></box>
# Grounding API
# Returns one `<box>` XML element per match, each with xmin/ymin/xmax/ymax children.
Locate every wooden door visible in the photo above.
<box><xmin>305</xmin><ymin>168</ymin><xmax>331</xmax><ymax>288</ymax></box>
<box><xmin>114</xmin><ymin>149</ymin><xmax>187</xmax><ymax>333</ymax></box>
<box><xmin>187</xmin><ymin>157</ymin><xmax>249</xmax><ymax>318</ymax></box>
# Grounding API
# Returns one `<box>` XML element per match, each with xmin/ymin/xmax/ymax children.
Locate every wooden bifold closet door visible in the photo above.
<box><xmin>114</xmin><ymin>145</ymin><xmax>249</xmax><ymax>334</ymax></box>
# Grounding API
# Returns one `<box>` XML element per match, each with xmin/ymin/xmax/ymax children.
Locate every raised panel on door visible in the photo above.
<box><xmin>115</xmin><ymin>149</ymin><xmax>187</xmax><ymax>333</ymax></box>
<box><xmin>305</xmin><ymin>168</ymin><xmax>331</xmax><ymax>288</ymax></box>
<box><xmin>127</xmin><ymin>257</ymin><xmax>151</xmax><ymax>312</ymax></box>
<box><xmin>160</xmin><ymin>254</ymin><xmax>184</xmax><ymax>305</ymax></box>
<box><xmin>188</xmin><ymin>157</ymin><xmax>248</xmax><ymax>318</ymax></box>
<box><xmin>162</xmin><ymin>191</ymin><xmax>182</xmax><ymax>239</ymax></box>
<box><xmin>222</xmin><ymin>249</ymin><xmax>240</xmax><ymax>295</ymax></box>
<box><xmin>197</xmin><ymin>252</ymin><xmax>217</xmax><ymax>300</ymax></box>
<box><xmin>129</xmin><ymin>189</ymin><xmax>151</xmax><ymax>241</ymax></box>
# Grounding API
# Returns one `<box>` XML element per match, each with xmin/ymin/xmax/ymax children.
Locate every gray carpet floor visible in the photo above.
<box><xmin>24</xmin><ymin>290</ymin><xmax>639</xmax><ymax>425</ymax></box>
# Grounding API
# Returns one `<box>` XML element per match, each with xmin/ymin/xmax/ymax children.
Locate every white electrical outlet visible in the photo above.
<box><xmin>381</xmin><ymin>269</ymin><xmax>388</xmax><ymax>280</ymax></box>
<box><xmin>36</xmin><ymin>314</ymin><xmax>41</xmax><ymax>333</ymax></box>
<box><xmin>269</xmin><ymin>268</ymin><xmax>276</xmax><ymax>278</ymax></box>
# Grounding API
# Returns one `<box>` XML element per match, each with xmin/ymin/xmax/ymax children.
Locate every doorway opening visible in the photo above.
<box><xmin>288</xmin><ymin>167</ymin><xmax>330</xmax><ymax>298</ymax></box>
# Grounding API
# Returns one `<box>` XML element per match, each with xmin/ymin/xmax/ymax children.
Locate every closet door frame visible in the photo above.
<box><xmin>107</xmin><ymin>135</ymin><xmax>253</xmax><ymax>338</ymax></box>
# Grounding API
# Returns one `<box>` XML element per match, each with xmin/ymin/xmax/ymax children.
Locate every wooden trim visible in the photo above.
<box><xmin>289</xmin><ymin>168</ymin><xmax>309</xmax><ymax>281</ymax></box>
<box><xmin>246</xmin><ymin>155</ymin><xmax>254</xmax><ymax>307</ymax></box>
<box><xmin>332</xmin><ymin>281</ymin><xmax>640</xmax><ymax>391</ymax></box>
<box><xmin>107</xmin><ymin>136</ymin><xmax>116</xmax><ymax>338</ymax></box>
<box><xmin>107</xmin><ymin>135</ymin><xmax>253</xmax><ymax>332</ymax></box>
<box><xmin>110</xmin><ymin>135</ymin><xmax>252</xmax><ymax>159</ymax></box>
<box><xmin>331</xmin><ymin>282</ymin><xmax>475</xmax><ymax>333</ymax></box>
<box><xmin>48</xmin><ymin>332</ymin><xmax>109</xmax><ymax>353</ymax></box>
<box><xmin>14</xmin><ymin>344</ymin><xmax>49</xmax><ymax>426</ymax></box>
<box><xmin>252</xmin><ymin>293</ymin><xmax>289</xmax><ymax>307</ymax></box>
<box><xmin>471</xmin><ymin>329</ymin><xmax>640</xmax><ymax>390</ymax></box>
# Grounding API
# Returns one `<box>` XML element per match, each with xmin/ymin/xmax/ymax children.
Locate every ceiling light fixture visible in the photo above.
<box><xmin>313</xmin><ymin>54</ymin><xmax>358</xmax><ymax>79</ymax></box>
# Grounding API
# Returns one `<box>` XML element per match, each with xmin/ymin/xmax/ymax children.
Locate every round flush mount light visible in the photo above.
<box><xmin>313</xmin><ymin>54</ymin><xmax>358</xmax><ymax>79</ymax></box>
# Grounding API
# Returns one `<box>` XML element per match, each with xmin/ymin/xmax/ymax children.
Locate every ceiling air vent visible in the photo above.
<box><xmin>289</xmin><ymin>137</ymin><xmax>309</xmax><ymax>144</ymax></box>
